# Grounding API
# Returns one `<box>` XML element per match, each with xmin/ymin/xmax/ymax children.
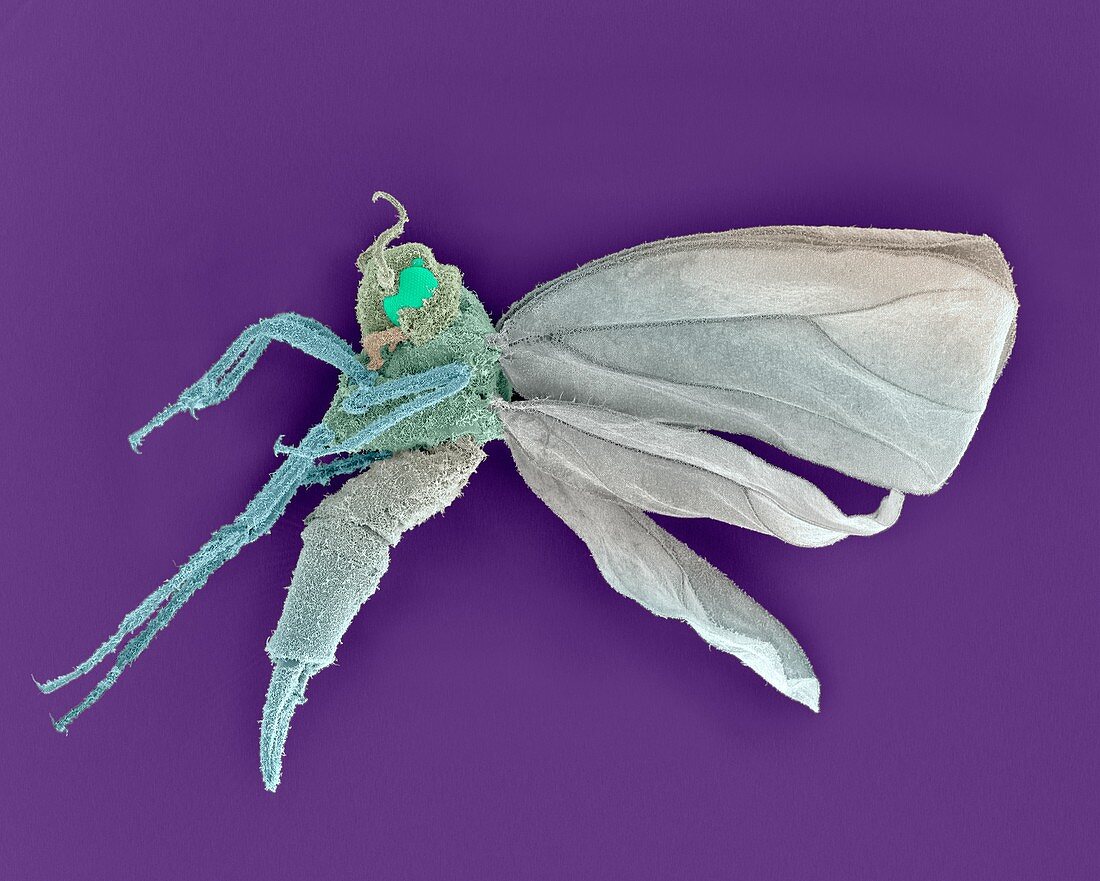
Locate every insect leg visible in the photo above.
<box><xmin>36</xmin><ymin>435</ymin><xmax>319</xmax><ymax>726</ymax></box>
<box><xmin>37</xmin><ymin>429</ymin><xmax>389</xmax><ymax>728</ymax></box>
<box><xmin>129</xmin><ymin>313</ymin><xmax>372</xmax><ymax>452</ymax></box>
<box><xmin>260</xmin><ymin>438</ymin><xmax>485</xmax><ymax>792</ymax></box>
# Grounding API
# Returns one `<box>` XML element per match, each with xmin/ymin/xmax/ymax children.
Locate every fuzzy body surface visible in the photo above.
<box><xmin>324</xmin><ymin>287</ymin><xmax>510</xmax><ymax>453</ymax></box>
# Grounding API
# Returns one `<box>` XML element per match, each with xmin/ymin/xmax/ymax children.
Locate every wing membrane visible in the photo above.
<box><xmin>498</xmin><ymin>399</ymin><xmax>903</xmax><ymax>548</ymax></box>
<box><xmin>498</xmin><ymin>226</ymin><xmax>1017</xmax><ymax>493</ymax></box>
<box><xmin>506</xmin><ymin>433</ymin><xmax>820</xmax><ymax>710</ymax></box>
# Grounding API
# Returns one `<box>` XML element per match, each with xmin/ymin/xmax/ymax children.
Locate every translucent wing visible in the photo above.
<box><xmin>497</xmin><ymin>226</ymin><xmax>1018</xmax><ymax>494</ymax></box>
<box><xmin>498</xmin><ymin>399</ymin><xmax>903</xmax><ymax>548</ymax></box>
<box><xmin>498</xmin><ymin>398</ymin><xmax>916</xmax><ymax>708</ymax></box>
<box><xmin>503</xmin><ymin>415</ymin><xmax>822</xmax><ymax>710</ymax></box>
<box><xmin>495</xmin><ymin>224</ymin><xmax>1017</xmax><ymax>707</ymax></box>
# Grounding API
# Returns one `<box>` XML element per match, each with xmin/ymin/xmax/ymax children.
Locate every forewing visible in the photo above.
<box><xmin>497</xmin><ymin>226</ymin><xmax>1017</xmax><ymax>494</ymax></box>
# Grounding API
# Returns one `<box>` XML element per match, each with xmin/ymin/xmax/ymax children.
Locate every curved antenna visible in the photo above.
<box><xmin>366</xmin><ymin>191</ymin><xmax>409</xmax><ymax>291</ymax></box>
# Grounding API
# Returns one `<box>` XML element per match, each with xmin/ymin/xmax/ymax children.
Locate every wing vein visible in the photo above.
<box><xmin>506</xmin><ymin>286</ymin><xmax>971</xmax><ymax>342</ymax></box>
<box><xmin>507</xmin><ymin>402</ymin><xmax>896</xmax><ymax>536</ymax></box>
<box><xmin>545</xmin><ymin>339</ymin><xmax>941</xmax><ymax>484</ymax></box>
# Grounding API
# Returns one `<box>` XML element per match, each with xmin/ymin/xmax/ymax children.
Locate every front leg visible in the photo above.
<box><xmin>130</xmin><ymin>313</ymin><xmax>370</xmax><ymax>451</ymax></box>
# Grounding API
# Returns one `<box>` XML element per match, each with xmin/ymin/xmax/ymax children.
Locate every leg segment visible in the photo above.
<box><xmin>36</xmin><ymin>427</ymin><xmax>390</xmax><ymax>730</ymax></box>
<box><xmin>38</xmin><ymin>348</ymin><xmax>471</xmax><ymax>729</ymax></box>
<box><xmin>260</xmin><ymin>439</ymin><xmax>486</xmax><ymax>792</ymax></box>
<box><xmin>128</xmin><ymin>313</ymin><xmax>372</xmax><ymax>452</ymax></box>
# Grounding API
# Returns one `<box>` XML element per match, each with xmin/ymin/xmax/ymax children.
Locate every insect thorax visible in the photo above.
<box><xmin>324</xmin><ymin>286</ymin><xmax>511</xmax><ymax>453</ymax></box>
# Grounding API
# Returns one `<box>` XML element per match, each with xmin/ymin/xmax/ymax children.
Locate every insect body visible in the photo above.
<box><xmin>37</xmin><ymin>194</ymin><xmax>1018</xmax><ymax>791</ymax></box>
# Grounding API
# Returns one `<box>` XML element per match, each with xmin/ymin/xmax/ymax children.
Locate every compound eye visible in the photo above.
<box><xmin>383</xmin><ymin>257</ymin><xmax>438</xmax><ymax>325</ymax></box>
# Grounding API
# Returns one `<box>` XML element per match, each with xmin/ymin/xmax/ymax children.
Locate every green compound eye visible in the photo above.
<box><xmin>383</xmin><ymin>257</ymin><xmax>438</xmax><ymax>325</ymax></box>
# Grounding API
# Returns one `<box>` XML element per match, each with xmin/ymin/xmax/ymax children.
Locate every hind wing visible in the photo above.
<box><xmin>497</xmin><ymin>397</ymin><xmax>912</xmax><ymax>710</ymax></box>
<box><xmin>504</xmin><ymin>423</ymin><xmax>821</xmax><ymax>710</ymax></box>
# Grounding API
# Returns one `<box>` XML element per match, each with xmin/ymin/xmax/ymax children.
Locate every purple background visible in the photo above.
<box><xmin>2</xmin><ymin>2</ymin><xmax>1096</xmax><ymax>878</ymax></box>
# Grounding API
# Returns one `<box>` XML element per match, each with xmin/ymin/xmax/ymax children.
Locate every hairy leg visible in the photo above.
<box><xmin>260</xmin><ymin>439</ymin><xmax>485</xmax><ymax>791</ymax></box>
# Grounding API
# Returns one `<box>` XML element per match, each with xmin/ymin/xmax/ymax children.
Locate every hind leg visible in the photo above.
<box><xmin>260</xmin><ymin>438</ymin><xmax>485</xmax><ymax>791</ymax></box>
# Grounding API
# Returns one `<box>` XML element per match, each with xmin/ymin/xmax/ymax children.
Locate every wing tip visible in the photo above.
<box><xmin>783</xmin><ymin>676</ymin><xmax>821</xmax><ymax>713</ymax></box>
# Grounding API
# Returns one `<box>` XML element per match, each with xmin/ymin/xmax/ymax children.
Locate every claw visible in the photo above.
<box><xmin>260</xmin><ymin>660</ymin><xmax>320</xmax><ymax>792</ymax></box>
